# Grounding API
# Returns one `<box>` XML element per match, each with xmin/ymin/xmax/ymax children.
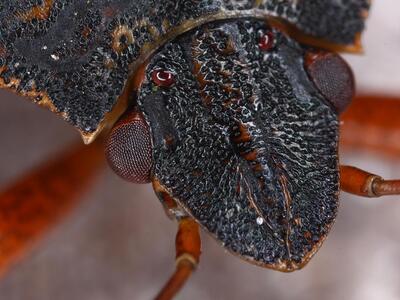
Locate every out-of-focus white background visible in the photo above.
<box><xmin>0</xmin><ymin>1</ymin><xmax>399</xmax><ymax>299</ymax></box>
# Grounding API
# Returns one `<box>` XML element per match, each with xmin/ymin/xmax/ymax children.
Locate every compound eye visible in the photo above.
<box><xmin>151</xmin><ymin>69</ymin><xmax>175</xmax><ymax>87</ymax></box>
<box><xmin>305</xmin><ymin>50</ymin><xmax>355</xmax><ymax>114</ymax></box>
<box><xmin>105</xmin><ymin>109</ymin><xmax>153</xmax><ymax>183</ymax></box>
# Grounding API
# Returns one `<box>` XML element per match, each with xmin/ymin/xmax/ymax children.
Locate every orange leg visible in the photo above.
<box><xmin>340</xmin><ymin>95</ymin><xmax>400</xmax><ymax>197</ymax></box>
<box><xmin>0</xmin><ymin>141</ymin><xmax>105</xmax><ymax>277</ymax></box>
<box><xmin>340</xmin><ymin>95</ymin><xmax>400</xmax><ymax>157</ymax></box>
<box><xmin>340</xmin><ymin>165</ymin><xmax>400</xmax><ymax>197</ymax></box>
<box><xmin>155</xmin><ymin>217</ymin><xmax>201</xmax><ymax>300</ymax></box>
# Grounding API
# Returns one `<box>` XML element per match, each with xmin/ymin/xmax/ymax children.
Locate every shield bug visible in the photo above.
<box><xmin>2</xmin><ymin>1</ymin><xmax>400</xmax><ymax>299</ymax></box>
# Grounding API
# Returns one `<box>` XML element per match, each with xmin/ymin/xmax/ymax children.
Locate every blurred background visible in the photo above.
<box><xmin>0</xmin><ymin>1</ymin><xmax>400</xmax><ymax>299</ymax></box>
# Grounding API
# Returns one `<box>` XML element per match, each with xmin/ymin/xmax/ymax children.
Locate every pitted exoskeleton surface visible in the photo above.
<box><xmin>137</xmin><ymin>19</ymin><xmax>339</xmax><ymax>270</ymax></box>
<box><xmin>0</xmin><ymin>0</ymin><xmax>368</xmax><ymax>140</ymax></box>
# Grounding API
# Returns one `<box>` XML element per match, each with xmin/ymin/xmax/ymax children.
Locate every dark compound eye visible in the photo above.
<box><xmin>105</xmin><ymin>109</ymin><xmax>153</xmax><ymax>184</ymax></box>
<box><xmin>151</xmin><ymin>69</ymin><xmax>175</xmax><ymax>87</ymax></box>
<box><xmin>258</xmin><ymin>31</ymin><xmax>275</xmax><ymax>51</ymax></box>
<box><xmin>305</xmin><ymin>50</ymin><xmax>355</xmax><ymax>114</ymax></box>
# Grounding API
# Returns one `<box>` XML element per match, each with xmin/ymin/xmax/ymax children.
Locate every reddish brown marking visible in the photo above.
<box><xmin>192</xmin><ymin>41</ymin><xmax>213</xmax><ymax>107</ymax></box>
<box><xmin>164</xmin><ymin>134</ymin><xmax>176</xmax><ymax>147</ymax></box>
<box><xmin>102</xmin><ymin>6</ymin><xmax>117</xmax><ymax>18</ymax></box>
<box><xmin>112</xmin><ymin>25</ymin><xmax>134</xmax><ymax>54</ymax></box>
<box><xmin>0</xmin><ymin>141</ymin><xmax>104</xmax><ymax>277</ymax></box>
<box><xmin>217</xmin><ymin>69</ymin><xmax>232</xmax><ymax>78</ymax></box>
<box><xmin>278</xmin><ymin>173</ymin><xmax>293</xmax><ymax>257</ymax></box>
<box><xmin>162</xmin><ymin>193</ymin><xmax>177</xmax><ymax>211</ymax></box>
<box><xmin>0</xmin><ymin>75</ymin><xmax>59</xmax><ymax>114</ymax></box>
<box><xmin>90</xmin><ymin>60</ymin><xmax>150</xmax><ymax>144</ymax></box>
<box><xmin>242</xmin><ymin>150</ymin><xmax>258</xmax><ymax>161</ymax></box>
<box><xmin>152</xmin><ymin>179</ymin><xmax>179</xmax><ymax>218</ymax></box>
<box><xmin>131</xmin><ymin>61</ymin><xmax>148</xmax><ymax>91</ymax></box>
<box><xmin>340</xmin><ymin>95</ymin><xmax>400</xmax><ymax>157</ymax></box>
<box><xmin>236</xmin><ymin>179</ymin><xmax>241</xmax><ymax>195</ymax></box>
<box><xmin>252</xmin><ymin>164</ymin><xmax>263</xmax><ymax>173</ymax></box>
<box><xmin>191</xmin><ymin>169</ymin><xmax>203</xmax><ymax>177</ymax></box>
<box><xmin>304</xmin><ymin>51</ymin><xmax>322</xmax><ymax>67</ymax></box>
<box><xmin>104</xmin><ymin>58</ymin><xmax>116</xmax><ymax>70</ymax></box>
<box><xmin>19</xmin><ymin>0</ymin><xmax>54</xmax><ymax>22</ymax></box>
<box><xmin>161</xmin><ymin>19</ymin><xmax>171</xmax><ymax>32</ymax></box>
<box><xmin>197</xmin><ymin>78</ymin><xmax>212</xmax><ymax>106</ymax></box>
<box><xmin>213</xmin><ymin>37</ymin><xmax>236</xmax><ymax>55</ymax></box>
<box><xmin>232</xmin><ymin>123</ymin><xmax>252</xmax><ymax>143</ymax></box>
<box><xmin>81</xmin><ymin>26</ymin><xmax>92</xmax><ymax>39</ymax></box>
<box><xmin>158</xmin><ymin>191</ymin><xmax>180</xmax><ymax>218</ymax></box>
<box><xmin>221</xmin><ymin>84</ymin><xmax>241</xmax><ymax>99</ymax></box>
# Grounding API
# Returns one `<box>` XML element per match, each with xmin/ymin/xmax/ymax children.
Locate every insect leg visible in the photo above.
<box><xmin>340</xmin><ymin>165</ymin><xmax>400</xmax><ymax>197</ymax></box>
<box><xmin>0</xmin><ymin>141</ymin><xmax>104</xmax><ymax>277</ymax></box>
<box><xmin>340</xmin><ymin>95</ymin><xmax>400</xmax><ymax>157</ymax></box>
<box><xmin>155</xmin><ymin>217</ymin><xmax>201</xmax><ymax>300</ymax></box>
